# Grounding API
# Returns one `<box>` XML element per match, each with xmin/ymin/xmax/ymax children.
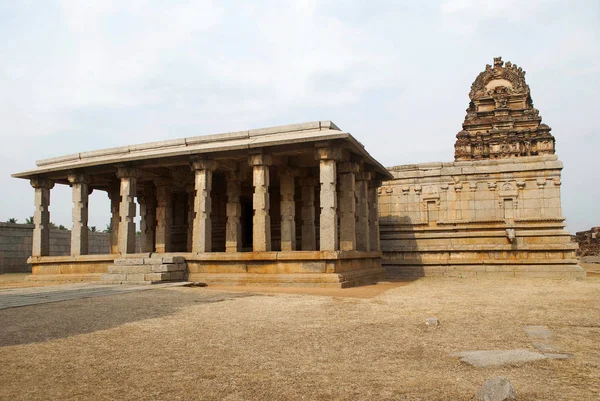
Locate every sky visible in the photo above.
<box><xmin>0</xmin><ymin>0</ymin><xmax>598</xmax><ymax>233</ymax></box>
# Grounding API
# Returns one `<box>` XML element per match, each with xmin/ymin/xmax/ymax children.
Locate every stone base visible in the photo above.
<box><xmin>186</xmin><ymin>250</ymin><xmax>385</xmax><ymax>288</ymax></box>
<box><xmin>102</xmin><ymin>255</ymin><xmax>187</xmax><ymax>284</ymax></box>
<box><xmin>27</xmin><ymin>255</ymin><xmax>115</xmax><ymax>283</ymax></box>
<box><xmin>188</xmin><ymin>268</ymin><xmax>386</xmax><ymax>288</ymax></box>
<box><xmin>24</xmin><ymin>251</ymin><xmax>385</xmax><ymax>288</ymax></box>
<box><xmin>385</xmin><ymin>261</ymin><xmax>585</xmax><ymax>279</ymax></box>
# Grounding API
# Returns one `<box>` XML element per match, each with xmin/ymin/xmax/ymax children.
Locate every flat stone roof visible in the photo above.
<box><xmin>12</xmin><ymin>121</ymin><xmax>393</xmax><ymax>180</ymax></box>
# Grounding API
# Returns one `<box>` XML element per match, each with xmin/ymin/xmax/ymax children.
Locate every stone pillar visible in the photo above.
<box><xmin>338</xmin><ymin>162</ymin><xmax>359</xmax><ymax>251</ymax></box>
<box><xmin>300</xmin><ymin>177</ymin><xmax>317</xmax><ymax>251</ymax></box>
<box><xmin>249</xmin><ymin>153</ymin><xmax>272</xmax><ymax>252</ymax></box>
<box><xmin>68</xmin><ymin>173</ymin><xmax>90</xmax><ymax>256</ymax></box>
<box><xmin>368</xmin><ymin>180</ymin><xmax>381</xmax><ymax>252</ymax></box>
<box><xmin>191</xmin><ymin>158</ymin><xmax>217</xmax><ymax>253</ymax></box>
<box><xmin>155</xmin><ymin>181</ymin><xmax>172</xmax><ymax>253</ymax></box>
<box><xmin>355</xmin><ymin>171</ymin><xmax>371</xmax><ymax>252</ymax></box>
<box><xmin>117</xmin><ymin>167</ymin><xmax>138</xmax><ymax>254</ymax></box>
<box><xmin>316</xmin><ymin>146</ymin><xmax>339</xmax><ymax>251</ymax></box>
<box><xmin>107</xmin><ymin>185</ymin><xmax>120</xmax><ymax>254</ymax></box>
<box><xmin>225</xmin><ymin>170</ymin><xmax>244</xmax><ymax>253</ymax></box>
<box><xmin>30</xmin><ymin>178</ymin><xmax>54</xmax><ymax>257</ymax></box>
<box><xmin>280</xmin><ymin>167</ymin><xmax>297</xmax><ymax>251</ymax></box>
<box><xmin>186</xmin><ymin>185</ymin><xmax>194</xmax><ymax>252</ymax></box>
<box><xmin>138</xmin><ymin>184</ymin><xmax>156</xmax><ymax>253</ymax></box>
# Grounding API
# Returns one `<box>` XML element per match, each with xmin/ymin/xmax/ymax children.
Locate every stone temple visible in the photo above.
<box><xmin>12</xmin><ymin>57</ymin><xmax>584</xmax><ymax>285</ymax></box>
<box><xmin>13</xmin><ymin>122</ymin><xmax>391</xmax><ymax>287</ymax></box>
<box><xmin>379</xmin><ymin>57</ymin><xmax>582</xmax><ymax>279</ymax></box>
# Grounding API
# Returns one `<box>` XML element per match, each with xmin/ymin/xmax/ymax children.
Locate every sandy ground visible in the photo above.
<box><xmin>1</xmin><ymin>274</ymin><xmax>599</xmax><ymax>400</ymax></box>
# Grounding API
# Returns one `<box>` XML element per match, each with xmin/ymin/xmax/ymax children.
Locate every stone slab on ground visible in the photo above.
<box><xmin>451</xmin><ymin>349</ymin><xmax>572</xmax><ymax>368</ymax></box>
<box><xmin>474</xmin><ymin>377</ymin><xmax>517</xmax><ymax>401</ymax></box>
<box><xmin>0</xmin><ymin>283</ymin><xmax>186</xmax><ymax>310</ymax></box>
<box><xmin>523</xmin><ymin>325</ymin><xmax>553</xmax><ymax>339</ymax></box>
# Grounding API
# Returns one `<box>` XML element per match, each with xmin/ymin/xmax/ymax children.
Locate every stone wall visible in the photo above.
<box><xmin>379</xmin><ymin>155</ymin><xmax>582</xmax><ymax>278</ymax></box>
<box><xmin>575</xmin><ymin>227</ymin><xmax>600</xmax><ymax>256</ymax></box>
<box><xmin>0</xmin><ymin>223</ymin><xmax>115</xmax><ymax>273</ymax></box>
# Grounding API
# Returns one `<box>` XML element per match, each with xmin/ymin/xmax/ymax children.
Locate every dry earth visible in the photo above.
<box><xmin>0</xmin><ymin>274</ymin><xmax>599</xmax><ymax>400</ymax></box>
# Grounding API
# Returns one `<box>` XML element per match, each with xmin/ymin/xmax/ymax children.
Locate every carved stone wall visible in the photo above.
<box><xmin>379</xmin><ymin>156</ymin><xmax>582</xmax><ymax>278</ymax></box>
<box><xmin>454</xmin><ymin>57</ymin><xmax>556</xmax><ymax>161</ymax></box>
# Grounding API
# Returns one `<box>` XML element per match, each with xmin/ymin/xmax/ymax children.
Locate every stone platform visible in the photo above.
<box><xmin>26</xmin><ymin>251</ymin><xmax>386</xmax><ymax>288</ymax></box>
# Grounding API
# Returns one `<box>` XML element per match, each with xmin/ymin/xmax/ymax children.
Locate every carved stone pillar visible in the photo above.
<box><xmin>249</xmin><ymin>153</ymin><xmax>272</xmax><ymax>252</ymax></box>
<box><xmin>279</xmin><ymin>167</ymin><xmax>297</xmax><ymax>251</ymax></box>
<box><xmin>107</xmin><ymin>185</ymin><xmax>120</xmax><ymax>254</ymax></box>
<box><xmin>191</xmin><ymin>158</ymin><xmax>217</xmax><ymax>253</ymax></box>
<box><xmin>68</xmin><ymin>173</ymin><xmax>90</xmax><ymax>256</ymax></box>
<box><xmin>225</xmin><ymin>170</ymin><xmax>244</xmax><ymax>253</ymax></box>
<box><xmin>155</xmin><ymin>181</ymin><xmax>172</xmax><ymax>253</ymax></box>
<box><xmin>368</xmin><ymin>180</ymin><xmax>381</xmax><ymax>252</ymax></box>
<box><xmin>338</xmin><ymin>162</ymin><xmax>359</xmax><ymax>251</ymax></box>
<box><xmin>355</xmin><ymin>171</ymin><xmax>371</xmax><ymax>252</ymax></box>
<box><xmin>30</xmin><ymin>178</ymin><xmax>54</xmax><ymax>257</ymax></box>
<box><xmin>138</xmin><ymin>184</ymin><xmax>156</xmax><ymax>253</ymax></box>
<box><xmin>117</xmin><ymin>167</ymin><xmax>138</xmax><ymax>254</ymax></box>
<box><xmin>186</xmin><ymin>185</ymin><xmax>194</xmax><ymax>252</ymax></box>
<box><xmin>316</xmin><ymin>146</ymin><xmax>340</xmax><ymax>251</ymax></box>
<box><xmin>299</xmin><ymin>177</ymin><xmax>317</xmax><ymax>251</ymax></box>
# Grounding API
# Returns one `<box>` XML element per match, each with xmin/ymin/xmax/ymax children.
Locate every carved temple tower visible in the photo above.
<box><xmin>455</xmin><ymin>57</ymin><xmax>556</xmax><ymax>160</ymax></box>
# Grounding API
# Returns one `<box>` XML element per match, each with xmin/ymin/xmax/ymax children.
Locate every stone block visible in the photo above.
<box><xmin>144</xmin><ymin>273</ymin><xmax>170</xmax><ymax>281</ymax></box>
<box><xmin>126</xmin><ymin>273</ymin><xmax>146</xmax><ymax>282</ymax></box>
<box><xmin>115</xmin><ymin>258</ymin><xmax>145</xmax><ymax>266</ymax></box>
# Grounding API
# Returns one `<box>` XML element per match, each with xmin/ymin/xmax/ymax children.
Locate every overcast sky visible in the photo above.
<box><xmin>0</xmin><ymin>0</ymin><xmax>598</xmax><ymax>233</ymax></box>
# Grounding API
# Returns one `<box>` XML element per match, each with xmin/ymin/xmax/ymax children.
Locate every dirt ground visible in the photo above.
<box><xmin>1</xmin><ymin>273</ymin><xmax>599</xmax><ymax>401</ymax></box>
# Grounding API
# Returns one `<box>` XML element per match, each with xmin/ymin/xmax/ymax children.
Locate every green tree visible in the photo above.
<box><xmin>6</xmin><ymin>218</ymin><xmax>17</xmax><ymax>223</ymax></box>
<box><xmin>90</xmin><ymin>226</ymin><xmax>97</xmax><ymax>232</ymax></box>
<box><xmin>104</xmin><ymin>223</ymin><xmax>112</xmax><ymax>233</ymax></box>
<box><xmin>25</xmin><ymin>216</ymin><xmax>34</xmax><ymax>224</ymax></box>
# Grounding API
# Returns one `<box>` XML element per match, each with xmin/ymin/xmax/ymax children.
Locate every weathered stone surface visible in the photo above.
<box><xmin>523</xmin><ymin>325</ymin><xmax>552</xmax><ymax>339</ymax></box>
<box><xmin>474</xmin><ymin>377</ymin><xmax>517</xmax><ymax>401</ymax></box>
<box><xmin>450</xmin><ymin>349</ymin><xmax>569</xmax><ymax>368</ymax></box>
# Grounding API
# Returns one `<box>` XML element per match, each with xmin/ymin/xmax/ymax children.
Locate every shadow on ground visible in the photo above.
<box><xmin>0</xmin><ymin>288</ymin><xmax>255</xmax><ymax>347</ymax></box>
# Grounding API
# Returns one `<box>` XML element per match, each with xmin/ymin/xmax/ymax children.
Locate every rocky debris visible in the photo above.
<box><xmin>575</xmin><ymin>227</ymin><xmax>600</xmax><ymax>256</ymax></box>
<box><xmin>450</xmin><ymin>349</ymin><xmax>571</xmax><ymax>368</ymax></box>
<box><xmin>425</xmin><ymin>317</ymin><xmax>440</xmax><ymax>327</ymax></box>
<box><xmin>474</xmin><ymin>376</ymin><xmax>517</xmax><ymax>401</ymax></box>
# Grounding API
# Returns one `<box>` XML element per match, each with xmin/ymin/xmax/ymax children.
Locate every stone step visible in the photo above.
<box><xmin>101</xmin><ymin>271</ymin><xmax>186</xmax><ymax>283</ymax></box>
<box><xmin>108</xmin><ymin>263</ymin><xmax>186</xmax><ymax>274</ymax></box>
<box><xmin>113</xmin><ymin>256</ymin><xmax>185</xmax><ymax>266</ymax></box>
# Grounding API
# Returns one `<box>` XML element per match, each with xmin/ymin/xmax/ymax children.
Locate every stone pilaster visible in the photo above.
<box><xmin>299</xmin><ymin>177</ymin><xmax>317</xmax><ymax>251</ymax></box>
<box><xmin>155</xmin><ymin>181</ymin><xmax>172</xmax><ymax>253</ymax></box>
<box><xmin>338</xmin><ymin>162</ymin><xmax>359</xmax><ymax>251</ymax></box>
<box><xmin>316</xmin><ymin>146</ymin><xmax>340</xmax><ymax>251</ymax></box>
<box><xmin>107</xmin><ymin>186</ymin><xmax>120</xmax><ymax>254</ymax></box>
<box><xmin>225</xmin><ymin>170</ymin><xmax>244</xmax><ymax>253</ymax></box>
<box><xmin>68</xmin><ymin>173</ymin><xmax>90</xmax><ymax>256</ymax></box>
<box><xmin>368</xmin><ymin>180</ymin><xmax>381</xmax><ymax>252</ymax></box>
<box><xmin>191</xmin><ymin>158</ymin><xmax>217</xmax><ymax>253</ymax></box>
<box><xmin>355</xmin><ymin>171</ymin><xmax>371</xmax><ymax>251</ymax></box>
<box><xmin>279</xmin><ymin>167</ymin><xmax>297</xmax><ymax>251</ymax></box>
<box><xmin>30</xmin><ymin>178</ymin><xmax>54</xmax><ymax>257</ymax></box>
<box><xmin>117</xmin><ymin>167</ymin><xmax>138</xmax><ymax>254</ymax></box>
<box><xmin>249</xmin><ymin>153</ymin><xmax>272</xmax><ymax>252</ymax></box>
<box><xmin>138</xmin><ymin>184</ymin><xmax>156</xmax><ymax>253</ymax></box>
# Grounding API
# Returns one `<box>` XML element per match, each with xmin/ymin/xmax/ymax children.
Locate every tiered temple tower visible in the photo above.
<box><xmin>454</xmin><ymin>57</ymin><xmax>555</xmax><ymax>160</ymax></box>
